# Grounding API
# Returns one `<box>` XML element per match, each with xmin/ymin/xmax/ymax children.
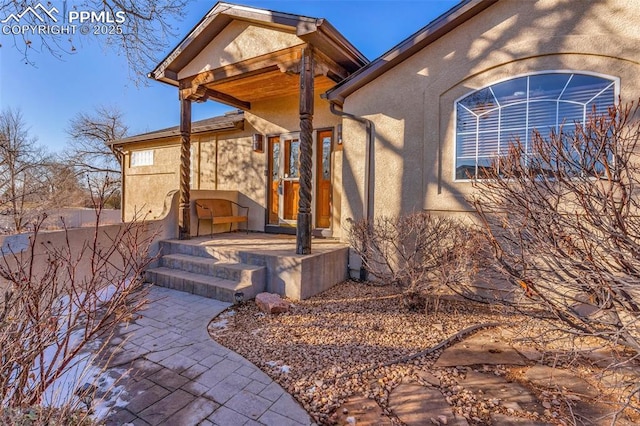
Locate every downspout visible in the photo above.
<box><xmin>329</xmin><ymin>103</ymin><xmax>374</xmax><ymax>222</ymax></box>
<box><xmin>329</xmin><ymin>102</ymin><xmax>373</xmax><ymax>281</ymax></box>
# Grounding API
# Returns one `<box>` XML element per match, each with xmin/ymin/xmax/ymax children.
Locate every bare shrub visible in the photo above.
<box><xmin>347</xmin><ymin>212</ymin><xmax>481</xmax><ymax>309</ymax></box>
<box><xmin>0</xmin><ymin>204</ymin><xmax>156</xmax><ymax>417</ymax></box>
<box><xmin>470</xmin><ymin>101</ymin><xmax>640</xmax><ymax>355</ymax></box>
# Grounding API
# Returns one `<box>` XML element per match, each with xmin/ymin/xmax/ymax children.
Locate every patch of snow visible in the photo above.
<box><xmin>346</xmin><ymin>416</ymin><xmax>357</xmax><ymax>424</ymax></box>
<box><xmin>91</xmin><ymin>368</ymin><xmax>129</xmax><ymax>421</ymax></box>
<box><xmin>280</xmin><ymin>365</ymin><xmax>291</xmax><ymax>374</ymax></box>
<box><xmin>209</xmin><ymin>318</ymin><xmax>228</xmax><ymax>329</ymax></box>
<box><xmin>265</xmin><ymin>360</ymin><xmax>280</xmax><ymax>367</ymax></box>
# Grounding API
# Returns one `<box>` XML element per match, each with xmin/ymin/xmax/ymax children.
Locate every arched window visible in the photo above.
<box><xmin>455</xmin><ymin>72</ymin><xmax>617</xmax><ymax>179</ymax></box>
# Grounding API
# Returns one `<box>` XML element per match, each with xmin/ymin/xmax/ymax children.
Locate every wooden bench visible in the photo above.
<box><xmin>195</xmin><ymin>199</ymin><xmax>249</xmax><ymax>236</ymax></box>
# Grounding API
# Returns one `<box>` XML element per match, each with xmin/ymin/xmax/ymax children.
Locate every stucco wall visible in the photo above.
<box><xmin>178</xmin><ymin>21</ymin><xmax>303</xmax><ymax>79</ymax></box>
<box><xmin>0</xmin><ymin>191</ymin><xmax>179</xmax><ymax>292</ymax></box>
<box><xmin>340</xmin><ymin>0</ymin><xmax>640</xmax><ymax>230</ymax></box>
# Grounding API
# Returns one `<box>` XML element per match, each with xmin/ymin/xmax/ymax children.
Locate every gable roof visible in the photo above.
<box><xmin>324</xmin><ymin>0</ymin><xmax>499</xmax><ymax>105</ymax></box>
<box><xmin>111</xmin><ymin>111</ymin><xmax>245</xmax><ymax>147</ymax></box>
<box><xmin>150</xmin><ymin>2</ymin><xmax>368</xmax><ymax>87</ymax></box>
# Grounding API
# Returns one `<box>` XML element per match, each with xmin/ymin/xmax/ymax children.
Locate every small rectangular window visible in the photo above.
<box><xmin>131</xmin><ymin>150</ymin><xmax>154</xmax><ymax>167</ymax></box>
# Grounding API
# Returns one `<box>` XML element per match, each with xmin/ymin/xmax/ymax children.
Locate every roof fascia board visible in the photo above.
<box><xmin>325</xmin><ymin>0</ymin><xmax>498</xmax><ymax>104</ymax></box>
<box><xmin>151</xmin><ymin>2</ymin><xmax>319</xmax><ymax>83</ymax></box>
<box><xmin>111</xmin><ymin>117</ymin><xmax>244</xmax><ymax>147</ymax></box>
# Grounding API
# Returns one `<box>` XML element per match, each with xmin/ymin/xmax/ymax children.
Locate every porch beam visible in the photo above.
<box><xmin>313</xmin><ymin>49</ymin><xmax>349</xmax><ymax>82</ymax></box>
<box><xmin>179</xmin><ymin>96</ymin><xmax>192</xmax><ymax>240</ymax></box>
<box><xmin>296</xmin><ymin>46</ymin><xmax>314</xmax><ymax>255</ymax></box>
<box><xmin>179</xmin><ymin>47</ymin><xmax>302</xmax><ymax>90</ymax></box>
<box><xmin>181</xmin><ymin>86</ymin><xmax>251</xmax><ymax>110</ymax></box>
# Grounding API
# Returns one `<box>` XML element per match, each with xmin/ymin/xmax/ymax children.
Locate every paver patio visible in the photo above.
<box><xmin>101</xmin><ymin>286</ymin><xmax>312</xmax><ymax>426</ymax></box>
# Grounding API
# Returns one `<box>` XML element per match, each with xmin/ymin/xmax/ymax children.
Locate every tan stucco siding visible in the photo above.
<box><xmin>340</xmin><ymin>0</ymin><xmax>640</xmax><ymax>230</ymax></box>
<box><xmin>178</xmin><ymin>21</ymin><xmax>303</xmax><ymax>80</ymax></box>
<box><xmin>123</xmin><ymin>143</ymin><xmax>180</xmax><ymax>221</ymax></box>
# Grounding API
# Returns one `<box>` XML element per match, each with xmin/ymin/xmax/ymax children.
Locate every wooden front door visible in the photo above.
<box><xmin>267</xmin><ymin>133</ymin><xmax>300</xmax><ymax>225</ymax></box>
<box><xmin>282</xmin><ymin>136</ymin><xmax>300</xmax><ymax>221</ymax></box>
<box><xmin>268</xmin><ymin>136</ymin><xmax>280</xmax><ymax>225</ymax></box>
<box><xmin>316</xmin><ymin>129</ymin><xmax>332</xmax><ymax>228</ymax></box>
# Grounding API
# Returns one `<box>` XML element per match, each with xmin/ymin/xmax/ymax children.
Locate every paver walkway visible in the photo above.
<box><xmin>101</xmin><ymin>286</ymin><xmax>313</xmax><ymax>426</ymax></box>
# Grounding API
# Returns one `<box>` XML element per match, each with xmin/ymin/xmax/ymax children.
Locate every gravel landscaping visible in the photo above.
<box><xmin>208</xmin><ymin>281</ymin><xmax>640</xmax><ymax>425</ymax></box>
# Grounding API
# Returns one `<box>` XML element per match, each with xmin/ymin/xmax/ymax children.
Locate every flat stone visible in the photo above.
<box><xmin>523</xmin><ymin>366</ymin><xmax>598</xmax><ymax>398</ymax></box>
<box><xmin>224</xmin><ymin>390</ymin><xmax>272</xmax><ymax>420</ymax></box>
<box><xmin>334</xmin><ymin>395</ymin><xmax>391</xmax><ymax>426</ymax></box>
<box><xmin>433</xmin><ymin>331</ymin><xmax>527</xmax><ymax>367</ymax></box>
<box><xmin>417</xmin><ymin>370</ymin><xmax>441</xmax><ymax>387</ymax></box>
<box><xmin>138</xmin><ymin>389</ymin><xmax>193</xmax><ymax>424</ymax></box>
<box><xmin>255</xmin><ymin>292</ymin><xmax>291</xmax><ymax>314</ymax></box>
<box><xmin>164</xmin><ymin>397</ymin><xmax>220</xmax><ymax>425</ymax></box>
<box><xmin>269</xmin><ymin>393</ymin><xmax>311</xmax><ymax>425</ymax></box>
<box><xmin>389</xmin><ymin>384</ymin><xmax>468</xmax><ymax>426</ymax></box>
<box><xmin>461</xmin><ymin>371</ymin><xmax>543</xmax><ymax>414</ymax></box>
<box><xmin>207</xmin><ymin>406</ymin><xmax>251</xmax><ymax>425</ymax></box>
<box><xmin>123</xmin><ymin>384</ymin><xmax>170</xmax><ymax>414</ymax></box>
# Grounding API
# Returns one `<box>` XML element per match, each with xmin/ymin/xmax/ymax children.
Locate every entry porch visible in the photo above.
<box><xmin>146</xmin><ymin>233</ymin><xmax>349</xmax><ymax>302</ymax></box>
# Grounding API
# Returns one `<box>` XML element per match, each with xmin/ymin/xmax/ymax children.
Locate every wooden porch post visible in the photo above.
<box><xmin>297</xmin><ymin>47</ymin><xmax>314</xmax><ymax>254</ymax></box>
<box><xmin>179</xmin><ymin>97</ymin><xmax>192</xmax><ymax>240</ymax></box>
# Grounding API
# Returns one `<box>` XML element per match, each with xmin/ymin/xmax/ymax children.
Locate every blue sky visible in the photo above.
<box><xmin>0</xmin><ymin>1</ymin><xmax>458</xmax><ymax>154</ymax></box>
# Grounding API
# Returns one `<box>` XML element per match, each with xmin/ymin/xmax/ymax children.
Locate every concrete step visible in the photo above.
<box><xmin>159</xmin><ymin>240</ymin><xmax>268</xmax><ymax>267</ymax></box>
<box><xmin>159</xmin><ymin>240</ymin><xmax>218</xmax><ymax>260</ymax></box>
<box><xmin>145</xmin><ymin>267</ymin><xmax>263</xmax><ymax>303</ymax></box>
<box><xmin>160</xmin><ymin>253</ymin><xmax>265</xmax><ymax>285</ymax></box>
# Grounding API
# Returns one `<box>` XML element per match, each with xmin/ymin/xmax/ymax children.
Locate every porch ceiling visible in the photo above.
<box><xmin>179</xmin><ymin>45</ymin><xmax>346</xmax><ymax>109</ymax></box>
<box><xmin>205</xmin><ymin>71</ymin><xmax>337</xmax><ymax>103</ymax></box>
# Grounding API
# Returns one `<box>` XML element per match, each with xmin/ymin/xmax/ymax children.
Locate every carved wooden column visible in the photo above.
<box><xmin>179</xmin><ymin>97</ymin><xmax>192</xmax><ymax>240</ymax></box>
<box><xmin>296</xmin><ymin>47</ymin><xmax>314</xmax><ymax>254</ymax></box>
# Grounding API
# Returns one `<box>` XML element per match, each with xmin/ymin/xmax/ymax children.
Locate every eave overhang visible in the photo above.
<box><xmin>110</xmin><ymin>112</ymin><xmax>245</xmax><ymax>148</ymax></box>
<box><xmin>324</xmin><ymin>0</ymin><xmax>499</xmax><ymax>106</ymax></box>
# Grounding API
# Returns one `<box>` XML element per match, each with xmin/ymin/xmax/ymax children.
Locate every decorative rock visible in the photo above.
<box><xmin>255</xmin><ymin>292</ymin><xmax>291</xmax><ymax>314</ymax></box>
<box><xmin>490</xmin><ymin>413</ymin><xmax>550</xmax><ymax>425</ymax></box>
<box><xmin>417</xmin><ymin>370</ymin><xmax>441</xmax><ymax>387</ymax></box>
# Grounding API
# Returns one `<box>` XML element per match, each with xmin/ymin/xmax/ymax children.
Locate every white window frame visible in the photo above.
<box><xmin>453</xmin><ymin>70</ymin><xmax>619</xmax><ymax>181</ymax></box>
<box><xmin>130</xmin><ymin>149</ymin><xmax>154</xmax><ymax>167</ymax></box>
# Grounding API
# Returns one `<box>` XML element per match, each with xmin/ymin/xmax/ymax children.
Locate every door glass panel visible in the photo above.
<box><xmin>288</xmin><ymin>139</ymin><xmax>300</xmax><ymax>178</ymax></box>
<box><xmin>268</xmin><ymin>138</ymin><xmax>280</xmax><ymax>225</ymax></box>
<box><xmin>322</xmin><ymin>137</ymin><xmax>331</xmax><ymax>180</ymax></box>
<box><xmin>272</xmin><ymin>142</ymin><xmax>280</xmax><ymax>180</ymax></box>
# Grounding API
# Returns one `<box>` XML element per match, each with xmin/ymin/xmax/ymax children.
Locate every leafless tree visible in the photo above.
<box><xmin>43</xmin><ymin>161</ymin><xmax>90</xmax><ymax>209</ymax></box>
<box><xmin>348</xmin><ymin>212</ymin><xmax>481</xmax><ymax>309</ymax></box>
<box><xmin>0</xmin><ymin>202</ymin><xmax>156</xmax><ymax>413</ymax></box>
<box><xmin>1</xmin><ymin>0</ymin><xmax>187</xmax><ymax>83</ymax></box>
<box><xmin>0</xmin><ymin>108</ymin><xmax>50</xmax><ymax>233</ymax></box>
<box><xmin>66</xmin><ymin>105</ymin><xmax>127</xmax><ymax>208</ymax></box>
<box><xmin>471</xmin><ymin>101</ymin><xmax>640</xmax><ymax>355</ymax></box>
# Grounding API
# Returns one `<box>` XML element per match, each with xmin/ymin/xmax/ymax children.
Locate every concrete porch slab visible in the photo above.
<box><xmin>157</xmin><ymin>233</ymin><xmax>349</xmax><ymax>300</ymax></box>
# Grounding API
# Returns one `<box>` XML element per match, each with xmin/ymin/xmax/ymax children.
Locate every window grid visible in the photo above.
<box><xmin>455</xmin><ymin>72</ymin><xmax>616</xmax><ymax>180</ymax></box>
